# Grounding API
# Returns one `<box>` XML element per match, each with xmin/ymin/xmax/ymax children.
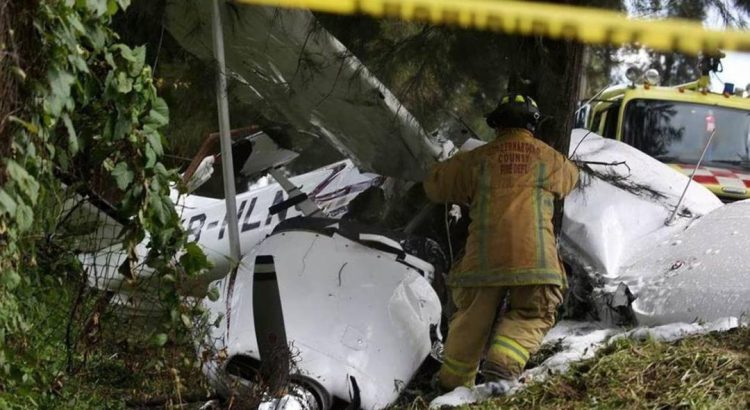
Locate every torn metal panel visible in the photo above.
<box><xmin>561</xmin><ymin>129</ymin><xmax>722</xmax><ymax>281</ymax></box>
<box><xmin>165</xmin><ymin>0</ymin><xmax>439</xmax><ymax>180</ymax></box>
<box><xmin>628</xmin><ymin>200</ymin><xmax>750</xmax><ymax>325</ymax></box>
<box><xmin>203</xmin><ymin>227</ymin><xmax>441</xmax><ymax>409</ymax></box>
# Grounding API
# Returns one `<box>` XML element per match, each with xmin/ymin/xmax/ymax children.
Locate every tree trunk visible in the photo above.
<box><xmin>506</xmin><ymin>33</ymin><xmax>583</xmax><ymax>147</ymax></box>
<box><xmin>509</xmin><ymin>33</ymin><xmax>584</xmax><ymax>234</ymax></box>
<box><xmin>0</xmin><ymin>0</ymin><xmax>38</xmax><ymax>183</ymax></box>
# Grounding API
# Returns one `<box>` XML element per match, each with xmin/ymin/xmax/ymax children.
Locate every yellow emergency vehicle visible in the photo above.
<box><xmin>580</xmin><ymin>56</ymin><xmax>750</xmax><ymax>202</ymax></box>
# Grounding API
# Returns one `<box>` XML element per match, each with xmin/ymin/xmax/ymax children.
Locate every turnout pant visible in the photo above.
<box><xmin>438</xmin><ymin>285</ymin><xmax>563</xmax><ymax>390</ymax></box>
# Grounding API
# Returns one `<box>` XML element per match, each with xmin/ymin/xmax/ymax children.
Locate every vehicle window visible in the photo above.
<box><xmin>590</xmin><ymin>110</ymin><xmax>603</xmax><ymax>133</ymax></box>
<box><xmin>622</xmin><ymin>99</ymin><xmax>750</xmax><ymax>169</ymax></box>
<box><xmin>602</xmin><ymin>103</ymin><xmax>621</xmax><ymax>139</ymax></box>
<box><xmin>597</xmin><ymin>111</ymin><xmax>608</xmax><ymax>135</ymax></box>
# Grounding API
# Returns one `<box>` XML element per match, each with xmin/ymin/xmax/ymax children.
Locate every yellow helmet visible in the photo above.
<box><xmin>486</xmin><ymin>94</ymin><xmax>541</xmax><ymax>132</ymax></box>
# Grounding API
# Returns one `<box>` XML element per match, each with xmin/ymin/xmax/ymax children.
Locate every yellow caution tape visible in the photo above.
<box><xmin>231</xmin><ymin>0</ymin><xmax>750</xmax><ymax>55</ymax></box>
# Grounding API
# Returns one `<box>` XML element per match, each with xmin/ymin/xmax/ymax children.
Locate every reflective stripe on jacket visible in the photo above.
<box><xmin>424</xmin><ymin>129</ymin><xmax>579</xmax><ymax>288</ymax></box>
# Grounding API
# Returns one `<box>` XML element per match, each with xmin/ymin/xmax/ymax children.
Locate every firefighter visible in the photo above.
<box><xmin>424</xmin><ymin>95</ymin><xmax>579</xmax><ymax>390</ymax></box>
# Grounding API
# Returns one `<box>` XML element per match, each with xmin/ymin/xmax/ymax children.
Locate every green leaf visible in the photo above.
<box><xmin>115</xmin><ymin>71</ymin><xmax>133</xmax><ymax>93</ymax></box>
<box><xmin>0</xmin><ymin>270</ymin><xmax>21</xmax><ymax>290</ymax></box>
<box><xmin>0</xmin><ymin>190</ymin><xmax>17</xmax><ymax>216</ymax></box>
<box><xmin>129</xmin><ymin>46</ymin><xmax>147</xmax><ymax>76</ymax></box>
<box><xmin>151</xmin><ymin>333</ymin><xmax>168</xmax><ymax>347</ymax></box>
<box><xmin>207</xmin><ymin>286</ymin><xmax>220</xmax><ymax>302</ymax></box>
<box><xmin>113</xmin><ymin>115</ymin><xmax>131</xmax><ymax>140</ymax></box>
<box><xmin>111</xmin><ymin>162</ymin><xmax>134</xmax><ymax>190</ymax></box>
<box><xmin>106</xmin><ymin>0</ymin><xmax>118</xmax><ymax>15</ymax></box>
<box><xmin>179</xmin><ymin>242</ymin><xmax>211</xmax><ymax>274</ymax></box>
<box><xmin>145</xmin><ymin>97</ymin><xmax>169</xmax><ymax>128</ymax></box>
<box><xmin>65</xmin><ymin>12</ymin><xmax>86</xmax><ymax>34</ymax></box>
<box><xmin>62</xmin><ymin>114</ymin><xmax>79</xmax><ymax>155</ymax></box>
<box><xmin>144</xmin><ymin>127</ymin><xmax>164</xmax><ymax>156</ymax></box>
<box><xmin>15</xmin><ymin>204</ymin><xmax>33</xmax><ymax>231</ymax></box>
<box><xmin>104</xmin><ymin>51</ymin><xmax>115</xmax><ymax>68</ymax></box>
<box><xmin>180</xmin><ymin>313</ymin><xmax>192</xmax><ymax>329</ymax></box>
<box><xmin>47</xmin><ymin>68</ymin><xmax>75</xmax><ymax>117</ymax></box>
<box><xmin>68</xmin><ymin>54</ymin><xmax>89</xmax><ymax>74</ymax></box>
<box><xmin>148</xmin><ymin>194</ymin><xmax>167</xmax><ymax>225</ymax></box>
<box><xmin>113</xmin><ymin>44</ymin><xmax>135</xmax><ymax>62</ymax></box>
<box><xmin>7</xmin><ymin>116</ymin><xmax>38</xmax><ymax>134</ymax></box>
<box><xmin>86</xmin><ymin>0</ymin><xmax>107</xmax><ymax>16</ymax></box>
<box><xmin>87</xmin><ymin>25</ymin><xmax>107</xmax><ymax>50</ymax></box>
<box><xmin>144</xmin><ymin>144</ymin><xmax>157</xmax><ymax>169</ymax></box>
<box><xmin>6</xmin><ymin>160</ymin><xmax>39</xmax><ymax>203</ymax></box>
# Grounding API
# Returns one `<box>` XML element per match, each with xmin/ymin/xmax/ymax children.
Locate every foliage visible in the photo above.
<box><xmin>317</xmin><ymin>0</ymin><xmax>622</xmax><ymax>148</ymax></box>
<box><xmin>0</xmin><ymin>0</ymin><xmax>211</xmax><ymax>406</ymax></box>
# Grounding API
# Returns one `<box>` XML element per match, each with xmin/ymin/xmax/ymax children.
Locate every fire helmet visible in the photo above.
<box><xmin>486</xmin><ymin>94</ymin><xmax>541</xmax><ymax>132</ymax></box>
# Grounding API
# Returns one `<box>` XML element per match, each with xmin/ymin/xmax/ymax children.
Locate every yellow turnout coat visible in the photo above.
<box><xmin>424</xmin><ymin>128</ymin><xmax>579</xmax><ymax>288</ymax></box>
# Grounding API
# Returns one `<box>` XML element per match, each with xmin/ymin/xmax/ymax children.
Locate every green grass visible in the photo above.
<box><xmin>394</xmin><ymin>327</ymin><xmax>750</xmax><ymax>409</ymax></box>
<box><xmin>482</xmin><ymin>327</ymin><xmax>750</xmax><ymax>409</ymax></box>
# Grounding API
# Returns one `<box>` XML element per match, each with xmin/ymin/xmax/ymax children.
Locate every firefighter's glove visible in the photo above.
<box><xmin>426</xmin><ymin>136</ymin><xmax>457</xmax><ymax>162</ymax></box>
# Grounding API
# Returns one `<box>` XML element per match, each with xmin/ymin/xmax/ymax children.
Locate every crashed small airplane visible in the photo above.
<box><xmin>66</xmin><ymin>2</ymin><xmax>750</xmax><ymax>409</ymax></box>
<box><xmin>75</xmin><ymin>125</ymin><xmax>750</xmax><ymax>409</ymax></box>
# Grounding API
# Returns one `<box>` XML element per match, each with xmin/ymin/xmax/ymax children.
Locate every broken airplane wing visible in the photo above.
<box><xmin>165</xmin><ymin>1</ymin><xmax>440</xmax><ymax>181</ymax></box>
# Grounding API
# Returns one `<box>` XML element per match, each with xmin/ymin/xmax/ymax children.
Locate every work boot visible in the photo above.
<box><xmin>430</xmin><ymin>373</ymin><xmax>448</xmax><ymax>395</ymax></box>
<box><xmin>479</xmin><ymin>360</ymin><xmax>516</xmax><ymax>384</ymax></box>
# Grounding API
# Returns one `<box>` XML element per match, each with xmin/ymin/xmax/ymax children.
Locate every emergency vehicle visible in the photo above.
<box><xmin>579</xmin><ymin>55</ymin><xmax>750</xmax><ymax>202</ymax></box>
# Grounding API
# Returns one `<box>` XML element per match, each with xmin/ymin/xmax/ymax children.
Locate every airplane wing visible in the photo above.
<box><xmin>165</xmin><ymin>1</ymin><xmax>441</xmax><ymax>181</ymax></box>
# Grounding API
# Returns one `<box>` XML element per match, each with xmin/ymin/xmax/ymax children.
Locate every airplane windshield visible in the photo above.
<box><xmin>622</xmin><ymin>99</ymin><xmax>750</xmax><ymax>169</ymax></box>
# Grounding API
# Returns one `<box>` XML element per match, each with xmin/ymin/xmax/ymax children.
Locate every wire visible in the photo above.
<box><xmin>163</xmin><ymin>153</ymin><xmax>194</xmax><ymax>162</ymax></box>
<box><xmin>152</xmin><ymin>23</ymin><xmax>165</xmax><ymax>76</ymax></box>
<box><xmin>444</xmin><ymin>203</ymin><xmax>454</xmax><ymax>265</ymax></box>
<box><xmin>569</xmin><ymin>130</ymin><xmax>594</xmax><ymax>159</ymax></box>
<box><xmin>574</xmin><ymin>86</ymin><xmax>609</xmax><ymax>116</ymax></box>
<box><xmin>711</xmin><ymin>71</ymin><xmax>725</xmax><ymax>85</ymax></box>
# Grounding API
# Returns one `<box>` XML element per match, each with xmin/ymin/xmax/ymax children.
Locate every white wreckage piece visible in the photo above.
<box><xmin>202</xmin><ymin>222</ymin><xmax>442</xmax><ymax>410</ymax></box>
<box><xmin>79</xmin><ymin>157</ymin><xmax>384</xmax><ymax>315</ymax></box>
<box><xmin>562</xmin><ymin>129</ymin><xmax>750</xmax><ymax>325</ymax></box>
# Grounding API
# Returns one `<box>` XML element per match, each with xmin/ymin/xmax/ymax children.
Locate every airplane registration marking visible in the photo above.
<box><xmin>180</xmin><ymin>162</ymin><xmax>383</xmax><ymax>243</ymax></box>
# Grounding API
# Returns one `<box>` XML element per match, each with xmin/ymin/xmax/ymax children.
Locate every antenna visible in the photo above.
<box><xmin>665</xmin><ymin>128</ymin><xmax>717</xmax><ymax>226</ymax></box>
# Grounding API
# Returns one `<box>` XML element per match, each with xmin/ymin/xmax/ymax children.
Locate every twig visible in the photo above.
<box><xmin>66</xmin><ymin>272</ymin><xmax>88</xmax><ymax>374</ymax></box>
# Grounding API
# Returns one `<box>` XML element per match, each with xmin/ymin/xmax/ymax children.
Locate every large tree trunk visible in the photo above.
<box><xmin>0</xmin><ymin>0</ymin><xmax>37</xmax><ymax>183</ymax></box>
<box><xmin>509</xmin><ymin>34</ymin><xmax>584</xmax><ymax>234</ymax></box>
<box><xmin>509</xmin><ymin>36</ymin><xmax>584</xmax><ymax>154</ymax></box>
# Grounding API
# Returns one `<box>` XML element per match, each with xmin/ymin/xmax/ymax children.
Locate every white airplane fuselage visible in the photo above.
<box><xmin>82</xmin><ymin>159</ymin><xmax>384</xmax><ymax>294</ymax></box>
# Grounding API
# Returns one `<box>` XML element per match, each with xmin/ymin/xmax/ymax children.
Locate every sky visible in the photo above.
<box><xmin>611</xmin><ymin>2</ymin><xmax>750</xmax><ymax>94</ymax></box>
<box><xmin>613</xmin><ymin>0</ymin><xmax>748</xmax><ymax>92</ymax></box>
<box><xmin>705</xmin><ymin>5</ymin><xmax>750</xmax><ymax>93</ymax></box>
<box><xmin>712</xmin><ymin>52</ymin><xmax>750</xmax><ymax>93</ymax></box>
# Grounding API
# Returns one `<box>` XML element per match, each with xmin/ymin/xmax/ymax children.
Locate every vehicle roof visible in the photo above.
<box><xmin>597</xmin><ymin>84</ymin><xmax>750</xmax><ymax>111</ymax></box>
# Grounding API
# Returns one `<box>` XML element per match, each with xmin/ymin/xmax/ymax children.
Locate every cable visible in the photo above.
<box><xmin>444</xmin><ymin>203</ymin><xmax>454</xmax><ymax>265</ymax></box>
<box><xmin>574</xmin><ymin>87</ymin><xmax>608</xmax><ymax>116</ymax></box>
<box><xmin>569</xmin><ymin>130</ymin><xmax>594</xmax><ymax>159</ymax></box>
<box><xmin>152</xmin><ymin>22</ymin><xmax>166</xmax><ymax>76</ymax></box>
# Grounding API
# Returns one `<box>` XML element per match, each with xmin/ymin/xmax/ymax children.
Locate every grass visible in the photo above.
<box><xmin>394</xmin><ymin>327</ymin><xmax>750</xmax><ymax>409</ymax></box>
<box><xmin>481</xmin><ymin>326</ymin><xmax>750</xmax><ymax>409</ymax></box>
<box><xmin>12</xmin><ymin>276</ymin><xmax>748</xmax><ymax>409</ymax></box>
